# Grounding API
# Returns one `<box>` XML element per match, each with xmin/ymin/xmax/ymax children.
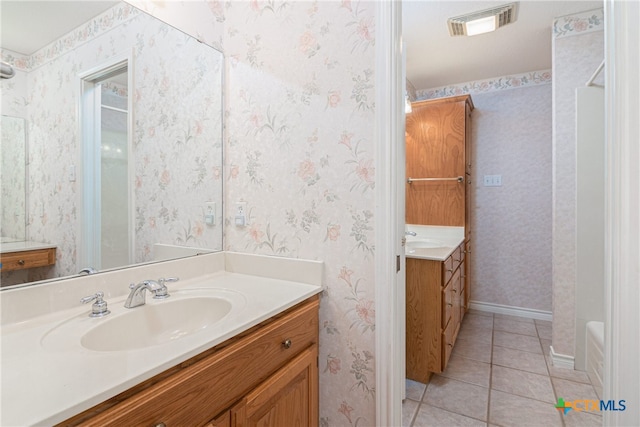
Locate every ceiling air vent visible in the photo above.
<box><xmin>447</xmin><ymin>2</ymin><xmax>518</xmax><ymax>37</ymax></box>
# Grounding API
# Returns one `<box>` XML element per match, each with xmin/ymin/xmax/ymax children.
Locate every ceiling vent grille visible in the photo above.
<box><xmin>447</xmin><ymin>3</ymin><xmax>518</xmax><ymax>37</ymax></box>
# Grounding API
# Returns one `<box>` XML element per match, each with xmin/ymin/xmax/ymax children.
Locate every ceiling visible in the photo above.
<box><xmin>1</xmin><ymin>1</ymin><xmax>118</xmax><ymax>55</ymax></box>
<box><xmin>403</xmin><ymin>1</ymin><xmax>603</xmax><ymax>90</ymax></box>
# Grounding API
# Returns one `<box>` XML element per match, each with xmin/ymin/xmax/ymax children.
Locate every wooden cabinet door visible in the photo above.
<box><xmin>231</xmin><ymin>345</ymin><xmax>318</xmax><ymax>427</ymax></box>
<box><xmin>406</xmin><ymin>97</ymin><xmax>467</xmax><ymax>226</ymax></box>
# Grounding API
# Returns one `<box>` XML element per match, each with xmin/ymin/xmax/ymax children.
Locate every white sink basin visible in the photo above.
<box><xmin>81</xmin><ymin>297</ymin><xmax>232</xmax><ymax>352</ymax></box>
<box><xmin>41</xmin><ymin>288</ymin><xmax>246</xmax><ymax>352</ymax></box>
<box><xmin>406</xmin><ymin>239</ymin><xmax>444</xmax><ymax>249</ymax></box>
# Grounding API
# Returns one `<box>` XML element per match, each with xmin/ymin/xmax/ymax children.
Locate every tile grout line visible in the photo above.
<box><xmin>538</xmin><ymin>320</ymin><xmax>565</xmax><ymax>427</ymax></box>
<box><xmin>486</xmin><ymin>313</ymin><xmax>494</xmax><ymax>425</ymax></box>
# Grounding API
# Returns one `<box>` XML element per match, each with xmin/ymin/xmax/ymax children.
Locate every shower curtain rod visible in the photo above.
<box><xmin>1</xmin><ymin>61</ymin><xmax>15</xmax><ymax>79</ymax></box>
<box><xmin>586</xmin><ymin>60</ymin><xmax>605</xmax><ymax>87</ymax></box>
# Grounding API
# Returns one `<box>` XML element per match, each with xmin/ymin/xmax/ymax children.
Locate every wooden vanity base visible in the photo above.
<box><xmin>61</xmin><ymin>296</ymin><xmax>319</xmax><ymax>427</ymax></box>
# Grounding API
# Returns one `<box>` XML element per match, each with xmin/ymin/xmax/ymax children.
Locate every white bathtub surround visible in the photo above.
<box><xmin>0</xmin><ymin>252</ymin><xmax>322</xmax><ymax>426</ymax></box>
<box><xmin>404</xmin><ymin>225</ymin><xmax>464</xmax><ymax>261</ymax></box>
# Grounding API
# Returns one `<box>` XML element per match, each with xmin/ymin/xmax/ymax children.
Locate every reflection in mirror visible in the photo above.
<box><xmin>1</xmin><ymin>115</ymin><xmax>27</xmax><ymax>243</ymax></box>
<box><xmin>82</xmin><ymin>66</ymin><xmax>132</xmax><ymax>270</ymax></box>
<box><xmin>0</xmin><ymin>2</ymin><xmax>223</xmax><ymax>288</ymax></box>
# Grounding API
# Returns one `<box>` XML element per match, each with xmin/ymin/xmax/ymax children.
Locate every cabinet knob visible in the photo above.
<box><xmin>18</xmin><ymin>259</ymin><xmax>25</xmax><ymax>265</ymax></box>
<box><xmin>154</xmin><ymin>423</ymin><xmax>166</xmax><ymax>427</ymax></box>
<box><xmin>447</xmin><ymin>303</ymin><xmax>453</xmax><ymax>307</ymax></box>
<box><xmin>447</xmin><ymin>268</ymin><xmax>453</xmax><ymax>273</ymax></box>
<box><xmin>282</xmin><ymin>339</ymin><xmax>292</xmax><ymax>349</ymax></box>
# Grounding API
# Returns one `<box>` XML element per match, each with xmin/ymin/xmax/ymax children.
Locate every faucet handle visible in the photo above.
<box><xmin>80</xmin><ymin>291</ymin><xmax>111</xmax><ymax>317</ymax></box>
<box><xmin>154</xmin><ymin>277</ymin><xmax>178</xmax><ymax>299</ymax></box>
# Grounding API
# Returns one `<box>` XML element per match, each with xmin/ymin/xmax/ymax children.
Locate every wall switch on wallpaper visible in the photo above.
<box><xmin>483</xmin><ymin>175</ymin><xmax>502</xmax><ymax>186</ymax></box>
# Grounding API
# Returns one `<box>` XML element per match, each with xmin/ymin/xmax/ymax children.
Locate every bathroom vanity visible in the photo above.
<box><xmin>65</xmin><ymin>296</ymin><xmax>319</xmax><ymax>426</ymax></box>
<box><xmin>0</xmin><ymin>252</ymin><xmax>322</xmax><ymax>426</ymax></box>
<box><xmin>405</xmin><ymin>225</ymin><xmax>469</xmax><ymax>384</ymax></box>
<box><xmin>405</xmin><ymin>94</ymin><xmax>474</xmax><ymax>383</ymax></box>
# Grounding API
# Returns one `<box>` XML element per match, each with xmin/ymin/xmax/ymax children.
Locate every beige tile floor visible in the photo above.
<box><xmin>403</xmin><ymin>310</ymin><xmax>603</xmax><ymax>427</ymax></box>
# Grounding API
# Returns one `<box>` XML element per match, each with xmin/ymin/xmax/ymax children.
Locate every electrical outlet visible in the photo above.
<box><xmin>235</xmin><ymin>201</ymin><xmax>248</xmax><ymax>227</ymax></box>
<box><xmin>204</xmin><ymin>202</ymin><xmax>216</xmax><ymax>226</ymax></box>
<box><xmin>483</xmin><ymin>174</ymin><xmax>502</xmax><ymax>187</ymax></box>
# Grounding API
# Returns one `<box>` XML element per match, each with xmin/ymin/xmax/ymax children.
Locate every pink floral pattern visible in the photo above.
<box><xmin>553</xmin><ymin>8</ymin><xmax>604</xmax><ymax>38</ymax></box>
<box><xmin>417</xmin><ymin>69</ymin><xmax>552</xmax><ymax>100</ymax></box>
<box><xmin>219</xmin><ymin>1</ymin><xmax>377</xmax><ymax>423</ymax></box>
<box><xmin>1</xmin><ymin>116</ymin><xmax>26</xmax><ymax>241</ymax></box>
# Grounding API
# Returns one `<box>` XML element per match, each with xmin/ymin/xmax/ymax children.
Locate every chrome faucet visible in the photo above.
<box><xmin>124</xmin><ymin>277</ymin><xmax>179</xmax><ymax>308</ymax></box>
<box><xmin>78</xmin><ymin>267</ymin><xmax>98</xmax><ymax>275</ymax></box>
<box><xmin>405</xmin><ymin>231</ymin><xmax>417</xmax><ymax>236</ymax></box>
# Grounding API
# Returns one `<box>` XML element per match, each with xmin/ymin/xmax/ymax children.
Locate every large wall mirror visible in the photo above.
<box><xmin>0</xmin><ymin>1</ymin><xmax>224</xmax><ymax>288</ymax></box>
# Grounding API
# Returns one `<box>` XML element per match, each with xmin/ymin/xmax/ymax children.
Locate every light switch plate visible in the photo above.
<box><xmin>483</xmin><ymin>174</ymin><xmax>502</xmax><ymax>186</ymax></box>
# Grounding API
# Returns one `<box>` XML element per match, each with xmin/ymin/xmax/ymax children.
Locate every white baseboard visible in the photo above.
<box><xmin>550</xmin><ymin>345</ymin><xmax>576</xmax><ymax>370</ymax></box>
<box><xmin>469</xmin><ymin>300</ymin><xmax>553</xmax><ymax>321</ymax></box>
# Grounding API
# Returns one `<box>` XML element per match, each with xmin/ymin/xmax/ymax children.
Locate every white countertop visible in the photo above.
<box><xmin>0</xmin><ymin>240</ymin><xmax>57</xmax><ymax>253</ymax></box>
<box><xmin>0</xmin><ymin>252</ymin><xmax>323</xmax><ymax>426</ymax></box>
<box><xmin>404</xmin><ymin>225</ymin><xmax>465</xmax><ymax>261</ymax></box>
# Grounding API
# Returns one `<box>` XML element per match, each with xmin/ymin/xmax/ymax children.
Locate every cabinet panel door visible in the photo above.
<box><xmin>232</xmin><ymin>345</ymin><xmax>318</xmax><ymax>427</ymax></box>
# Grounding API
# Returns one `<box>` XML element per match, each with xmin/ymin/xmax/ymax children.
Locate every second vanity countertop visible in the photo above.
<box><xmin>0</xmin><ymin>240</ymin><xmax>57</xmax><ymax>253</ymax></box>
<box><xmin>405</xmin><ymin>224</ymin><xmax>465</xmax><ymax>261</ymax></box>
<box><xmin>0</xmin><ymin>252</ymin><xmax>323</xmax><ymax>426</ymax></box>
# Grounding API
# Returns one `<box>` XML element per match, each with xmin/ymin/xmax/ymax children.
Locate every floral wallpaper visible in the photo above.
<box><xmin>551</xmin><ymin>8</ymin><xmax>604</xmax><ymax>358</ymax></box>
<box><xmin>223</xmin><ymin>2</ymin><xmax>377</xmax><ymax>424</ymax></box>
<box><xmin>416</xmin><ymin>69</ymin><xmax>552</xmax><ymax>101</ymax></box>
<box><xmin>0</xmin><ymin>3</ymin><xmax>223</xmax><ymax>285</ymax></box>
<box><xmin>134</xmin><ymin>0</ymin><xmax>379</xmax><ymax>423</ymax></box>
<box><xmin>0</xmin><ymin>116</ymin><xmax>27</xmax><ymax>241</ymax></box>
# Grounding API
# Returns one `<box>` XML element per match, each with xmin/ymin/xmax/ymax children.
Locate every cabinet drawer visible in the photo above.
<box><xmin>0</xmin><ymin>248</ymin><xmax>56</xmax><ymax>271</ymax></box>
<box><xmin>442</xmin><ymin>311</ymin><xmax>460</xmax><ymax>370</ymax></box>
<box><xmin>443</xmin><ymin>245</ymin><xmax>462</xmax><ymax>283</ymax></box>
<box><xmin>70</xmin><ymin>298</ymin><xmax>319</xmax><ymax>427</ymax></box>
<box><xmin>442</xmin><ymin>279</ymin><xmax>455</xmax><ymax>328</ymax></box>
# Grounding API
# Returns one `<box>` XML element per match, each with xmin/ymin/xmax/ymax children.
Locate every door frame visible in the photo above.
<box><xmin>603</xmin><ymin>1</ymin><xmax>640</xmax><ymax>426</ymax></box>
<box><xmin>374</xmin><ymin>1</ymin><xmax>404</xmax><ymax>426</ymax></box>
<box><xmin>77</xmin><ymin>51</ymin><xmax>134</xmax><ymax>270</ymax></box>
